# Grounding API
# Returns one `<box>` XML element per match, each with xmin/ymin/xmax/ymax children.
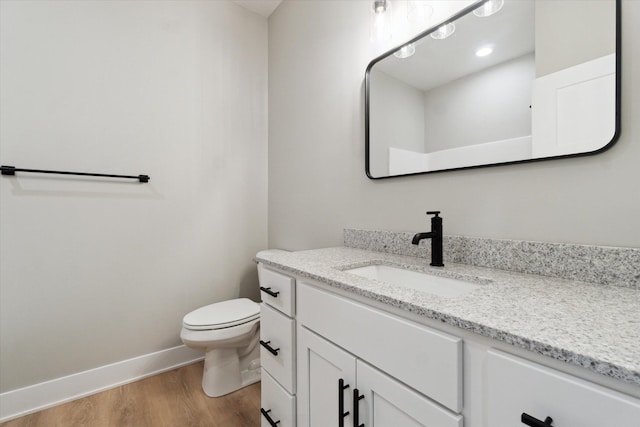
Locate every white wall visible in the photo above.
<box><xmin>268</xmin><ymin>0</ymin><xmax>640</xmax><ymax>250</ymax></box>
<box><xmin>0</xmin><ymin>0</ymin><xmax>268</xmax><ymax>393</ymax></box>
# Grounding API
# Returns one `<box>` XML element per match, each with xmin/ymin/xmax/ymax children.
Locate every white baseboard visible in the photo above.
<box><xmin>0</xmin><ymin>345</ymin><xmax>204</xmax><ymax>422</ymax></box>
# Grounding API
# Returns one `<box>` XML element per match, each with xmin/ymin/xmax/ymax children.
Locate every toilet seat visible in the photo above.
<box><xmin>183</xmin><ymin>298</ymin><xmax>260</xmax><ymax>331</ymax></box>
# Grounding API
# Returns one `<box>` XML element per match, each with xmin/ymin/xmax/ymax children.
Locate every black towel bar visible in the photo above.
<box><xmin>1</xmin><ymin>165</ymin><xmax>149</xmax><ymax>183</ymax></box>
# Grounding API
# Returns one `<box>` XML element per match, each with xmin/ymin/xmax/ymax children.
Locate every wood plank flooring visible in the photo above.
<box><xmin>1</xmin><ymin>362</ymin><xmax>261</xmax><ymax>427</ymax></box>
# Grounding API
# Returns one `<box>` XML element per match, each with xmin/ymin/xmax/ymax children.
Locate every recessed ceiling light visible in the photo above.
<box><xmin>476</xmin><ymin>46</ymin><xmax>494</xmax><ymax>57</ymax></box>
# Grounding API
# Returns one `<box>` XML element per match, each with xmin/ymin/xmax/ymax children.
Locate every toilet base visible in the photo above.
<box><xmin>239</xmin><ymin>364</ymin><xmax>261</xmax><ymax>388</ymax></box>
<box><xmin>201</xmin><ymin>347</ymin><xmax>261</xmax><ymax>397</ymax></box>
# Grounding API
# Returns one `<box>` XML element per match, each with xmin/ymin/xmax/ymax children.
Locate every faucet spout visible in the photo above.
<box><xmin>411</xmin><ymin>231</ymin><xmax>435</xmax><ymax>245</ymax></box>
<box><xmin>412</xmin><ymin>211</ymin><xmax>444</xmax><ymax>267</ymax></box>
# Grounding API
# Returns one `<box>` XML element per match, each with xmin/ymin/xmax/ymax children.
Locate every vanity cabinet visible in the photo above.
<box><xmin>296</xmin><ymin>282</ymin><xmax>463</xmax><ymax>427</ymax></box>
<box><xmin>258</xmin><ymin>265</ymin><xmax>297</xmax><ymax>427</ymax></box>
<box><xmin>297</xmin><ymin>326</ymin><xmax>462</xmax><ymax>427</ymax></box>
<box><xmin>258</xmin><ymin>262</ymin><xmax>640</xmax><ymax>427</ymax></box>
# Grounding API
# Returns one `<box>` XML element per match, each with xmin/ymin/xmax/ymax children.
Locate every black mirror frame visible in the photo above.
<box><xmin>364</xmin><ymin>0</ymin><xmax>621</xmax><ymax>180</ymax></box>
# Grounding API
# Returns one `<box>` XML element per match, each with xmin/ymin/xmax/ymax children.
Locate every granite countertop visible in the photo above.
<box><xmin>255</xmin><ymin>246</ymin><xmax>640</xmax><ymax>387</ymax></box>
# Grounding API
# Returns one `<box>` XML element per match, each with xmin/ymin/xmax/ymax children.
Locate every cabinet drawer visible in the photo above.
<box><xmin>261</xmin><ymin>370</ymin><xmax>296</xmax><ymax>427</ymax></box>
<box><xmin>297</xmin><ymin>283</ymin><xmax>462</xmax><ymax>413</ymax></box>
<box><xmin>259</xmin><ymin>264</ymin><xmax>295</xmax><ymax>316</ymax></box>
<box><xmin>487</xmin><ymin>350</ymin><xmax>640</xmax><ymax>427</ymax></box>
<box><xmin>260</xmin><ymin>303</ymin><xmax>296</xmax><ymax>393</ymax></box>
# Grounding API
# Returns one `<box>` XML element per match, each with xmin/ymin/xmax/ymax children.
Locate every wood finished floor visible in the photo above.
<box><xmin>1</xmin><ymin>362</ymin><xmax>261</xmax><ymax>427</ymax></box>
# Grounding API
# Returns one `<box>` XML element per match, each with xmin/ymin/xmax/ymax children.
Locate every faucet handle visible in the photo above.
<box><xmin>426</xmin><ymin>211</ymin><xmax>441</xmax><ymax>217</ymax></box>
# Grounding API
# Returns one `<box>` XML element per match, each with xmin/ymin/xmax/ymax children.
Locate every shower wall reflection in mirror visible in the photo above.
<box><xmin>365</xmin><ymin>0</ymin><xmax>619</xmax><ymax>178</ymax></box>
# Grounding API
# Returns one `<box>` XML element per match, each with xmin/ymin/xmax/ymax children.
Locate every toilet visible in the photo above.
<box><xmin>180</xmin><ymin>298</ymin><xmax>261</xmax><ymax>397</ymax></box>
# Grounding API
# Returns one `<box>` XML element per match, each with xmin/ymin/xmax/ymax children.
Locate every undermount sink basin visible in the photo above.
<box><xmin>344</xmin><ymin>264</ymin><xmax>481</xmax><ymax>298</ymax></box>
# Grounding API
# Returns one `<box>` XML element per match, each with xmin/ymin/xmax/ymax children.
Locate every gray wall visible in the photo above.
<box><xmin>268</xmin><ymin>0</ymin><xmax>639</xmax><ymax>250</ymax></box>
<box><xmin>423</xmin><ymin>53</ymin><xmax>534</xmax><ymax>152</ymax></box>
<box><xmin>0</xmin><ymin>0</ymin><xmax>268</xmax><ymax>392</ymax></box>
<box><xmin>370</xmin><ymin>69</ymin><xmax>425</xmax><ymax>177</ymax></box>
<box><xmin>535</xmin><ymin>0</ymin><xmax>616</xmax><ymax>77</ymax></box>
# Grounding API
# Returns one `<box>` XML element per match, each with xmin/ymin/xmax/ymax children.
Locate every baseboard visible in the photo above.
<box><xmin>0</xmin><ymin>345</ymin><xmax>204</xmax><ymax>422</ymax></box>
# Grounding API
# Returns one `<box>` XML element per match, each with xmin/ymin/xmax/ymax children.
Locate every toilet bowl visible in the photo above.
<box><xmin>180</xmin><ymin>298</ymin><xmax>261</xmax><ymax>397</ymax></box>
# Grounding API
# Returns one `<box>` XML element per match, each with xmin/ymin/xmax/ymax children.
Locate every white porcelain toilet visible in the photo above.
<box><xmin>180</xmin><ymin>298</ymin><xmax>261</xmax><ymax>397</ymax></box>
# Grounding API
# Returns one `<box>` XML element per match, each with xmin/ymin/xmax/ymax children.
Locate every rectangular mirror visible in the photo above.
<box><xmin>365</xmin><ymin>0</ymin><xmax>620</xmax><ymax>178</ymax></box>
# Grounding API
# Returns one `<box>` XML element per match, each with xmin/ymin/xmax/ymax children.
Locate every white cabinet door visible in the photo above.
<box><xmin>297</xmin><ymin>326</ymin><xmax>357</xmax><ymax>427</ymax></box>
<box><xmin>487</xmin><ymin>350</ymin><xmax>640</xmax><ymax>427</ymax></box>
<box><xmin>356</xmin><ymin>360</ymin><xmax>463</xmax><ymax>427</ymax></box>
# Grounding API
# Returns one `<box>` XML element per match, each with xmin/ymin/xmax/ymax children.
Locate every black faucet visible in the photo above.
<box><xmin>412</xmin><ymin>211</ymin><xmax>444</xmax><ymax>267</ymax></box>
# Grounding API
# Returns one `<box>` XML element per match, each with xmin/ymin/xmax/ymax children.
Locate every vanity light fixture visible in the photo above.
<box><xmin>430</xmin><ymin>22</ymin><xmax>455</xmax><ymax>40</ymax></box>
<box><xmin>371</xmin><ymin>0</ymin><xmax>392</xmax><ymax>41</ymax></box>
<box><xmin>473</xmin><ymin>0</ymin><xmax>504</xmax><ymax>18</ymax></box>
<box><xmin>373</xmin><ymin>0</ymin><xmax>388</xmax><ymax>14</ymax></box>
<box><xmin>394</xmin><ymin>43</ymin><xmax>416</xmax><ymax>59</ymax></box>
<box><xmin>475</xmin><ymin>45</ymin><xmax>494</xmax><ymax>57</ymax></box>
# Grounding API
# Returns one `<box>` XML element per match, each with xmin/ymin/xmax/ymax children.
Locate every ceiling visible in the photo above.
<box><xmin>232</xmin><ymin>0</ymin><xmax>283</xmax><ymax>18</ymax></box>
<box><xmin>375</xmin><ymin>0</ymin><xmax>535</xmax><ymax>91</ymax></box>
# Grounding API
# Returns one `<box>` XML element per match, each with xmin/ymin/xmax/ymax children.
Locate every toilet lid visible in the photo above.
<box><xmin>183</xmin><ymin>298</ymin><xmax>260</xmax><ymax>330</ymax></box>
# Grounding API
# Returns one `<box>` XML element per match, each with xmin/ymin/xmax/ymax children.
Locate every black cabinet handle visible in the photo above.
<box><xmin>338</xmin><ymin>378</ymin><xmax>350</xmax><ymax>427</ymax></box>
<box><xmin>260</xmin><ymin>408</ymin><xmax>281</xmax><ymax>426</ymax></box>
<box><xmin>260</xmin><ymin>286</ymin><xmax>280</xmax><ymax>298</ymax></box>
<box><xmin>522</xmin><ymin>413</ymin><xmax>553</xmax><ymax>427</ymax></box>
<box><xmin>353</xmin><ymin>388</ymin><xmax>365</xmax><ymax>427</ymax></box>
<box><xmin>259</xmin><ymin>340</ymin><xmax>280</xmax><ymax>356</ymax></box>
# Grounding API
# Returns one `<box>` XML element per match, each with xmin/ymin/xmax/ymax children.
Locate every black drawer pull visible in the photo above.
<box><xmin>259</xmin><ymin>340</ymin><xmax>280</xmax><ymax>356</ymax></box>
<box><xmin>353</xmin><ymin>388</ymin><xmax>365</xmax><ymax>427</ymax></box>
<box><xmin>260</xmin><ymin>408</ymin><xmax>281</xmax><ymax>426</ymax></box>
<box><xmin>260</xmin><ymin>286</ymin><xmax>280</xmax><ymax>298</ymax></box>
<box><xmin>522</xmin><ymin>413</ymin><xmax>553</xmax><ymax>427</ymax></box>
<box><xmin>338</xmin><ymin>378</ymin><xmax>350</xmax><ymax>427</ymax></box>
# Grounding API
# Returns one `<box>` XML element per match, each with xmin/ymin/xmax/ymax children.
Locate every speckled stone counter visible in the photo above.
<box><xmin>345</xmin><ymin>229</ymin><xmax>640</xmax><ymax>289</ymax></box>
<box><xmin>255</xmin><ymin>246</ymin><xmax>640</xmax><ymax>387</ymax></box>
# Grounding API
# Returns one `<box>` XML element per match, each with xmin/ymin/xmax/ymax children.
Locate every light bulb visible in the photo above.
<box><xmin>373</xmin><ymin>0</ymin><xmax>388</xmax><ymax>14</ymax></box>
<box><xmin>371</xmin><ymin>0</ymin><xmax>392</xmax><ymax>42</ymax></box>
<box><xmin>394</xmin><ymin>43</ymin><xmax>416</xmax><ymax>59</ymax></box>
<box><xmin>473</xmin><ymin>0</ymin><xmax>504</xmax><ymax>18</ymax></box>
<box><xmin>430</xmin><ymin>23</ymin><xmax>455</xmax><ymax>40</ymax></box>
